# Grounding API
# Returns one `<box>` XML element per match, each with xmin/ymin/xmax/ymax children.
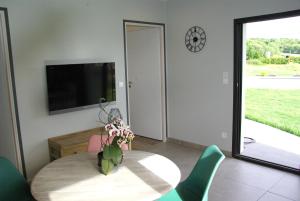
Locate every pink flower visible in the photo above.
<box><xmin>104</xmin><ymin>119</ymin><xmax>135</xmax><ymax>144</ymax></box>
<box><xmin>105</xmin><ymin>123</ymin><xmax>115</xmax><ymax>131</ymax></box>
<box><xmin>109</xmin><ymin>128</ymin><xmax>120</xmax><ymax>137</ymax></box>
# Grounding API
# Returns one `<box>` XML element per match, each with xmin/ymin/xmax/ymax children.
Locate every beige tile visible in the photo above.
<box><xmin>209</xmin><ymin>177</ymin><xmax>265</xmax><ymax>201</ymax></box>
<box><xmin>269</xmin><ymin>173</ymin><xmax>300</xmax><ymax>201</ymax></box>
<box><xmin>133</xmin><ymin>137</ymin><xmax>300</xmax><ymax>201</ymax></box>
<box><xmin>258</xmin><ymin>193</ymin><xmax>293</xmax><ymax>201</ymax></box>
<box><xmin>221</xmin><ymin>161</ymin><xmax>284</xmax><ymax>190</ymax></box>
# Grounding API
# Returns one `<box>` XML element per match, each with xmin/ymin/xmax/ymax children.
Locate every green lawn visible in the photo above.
<box><xmin>246</xmin><ymin>63</ymin><xmax>300</xmax><ymax>76</ymax></box>
<box><xmin>245</xmin><ymin>89</ymin><xmax>300</xmax><ymax>137</ymax></box>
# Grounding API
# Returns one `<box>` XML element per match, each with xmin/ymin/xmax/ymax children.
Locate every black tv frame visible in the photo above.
<box><xmin>45</xmin><ymin>60</ymin><xmax>116</xmax><ymax>115</ymax></box>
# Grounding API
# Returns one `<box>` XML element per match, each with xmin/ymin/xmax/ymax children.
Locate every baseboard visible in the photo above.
<box><xmin>167</xmin><ymin>138</ymin><xmax>232</xmax><ymax>158</ymax></box>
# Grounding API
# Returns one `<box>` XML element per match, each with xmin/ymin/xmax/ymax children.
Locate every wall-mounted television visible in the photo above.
<box><xmin>46</xmin><ymin>61</ymin><xmax>116</xmax><ymax>115</ymax></box>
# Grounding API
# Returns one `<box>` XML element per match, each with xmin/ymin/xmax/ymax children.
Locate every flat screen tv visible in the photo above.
<box><xmin>46</xmin><ymin>62</ymin><xmax>116</xmax><ymax>115</ymax></box>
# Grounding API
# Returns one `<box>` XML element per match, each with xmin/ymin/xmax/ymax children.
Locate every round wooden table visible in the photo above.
<box><xmin>31</xmin><ymin>151</ymin><xmax>181</xmax><ymax>201</ymax></box>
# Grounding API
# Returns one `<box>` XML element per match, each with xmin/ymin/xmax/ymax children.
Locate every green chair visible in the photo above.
<box><xmin>0</xmin><ymin>157</ymin><xmax>34</xmax><ymax>201</ymax></box>
<box><xmin>159</xmin><ymin>145</ymin><xmax>225</xmax><ymax>201</ymax></box>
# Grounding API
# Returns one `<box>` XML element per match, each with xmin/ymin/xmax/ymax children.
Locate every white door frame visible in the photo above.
<box><xmin>0</xmin><ymin>8</ymin><xmax>26</xmax><ymax>176</ymax></box>
<box><xmin>123</xmin><ymin>20</ymin><xmax>167</xmax><ymax>141</ymax></box>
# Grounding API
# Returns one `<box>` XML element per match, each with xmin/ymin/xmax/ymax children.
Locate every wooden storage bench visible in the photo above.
<box><xmin>48</xmin><ymin>127</ymin><xmax>106</xmax><ymax>161</ymax></box>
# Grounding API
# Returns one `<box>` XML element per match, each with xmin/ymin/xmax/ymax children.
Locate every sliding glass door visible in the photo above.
<box><xmin>233</xmin><ymin>10</ymin><xmax>300</xmax><ymax>174</ymax></box>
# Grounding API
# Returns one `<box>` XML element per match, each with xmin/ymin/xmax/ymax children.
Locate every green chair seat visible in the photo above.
<box><xmin>0</xmin><ymin>157</ymin><xmax>35</xmax><ymax>201</ymax></box>
<box><xmin>159</xmin><ymin>145</ymin><xmax>225</xmax><ymax>201</ymax></box>
<box><xmin>159</xmin><ymin>189</ymin><xmax>182</xmax><ymax>200</ymax></box>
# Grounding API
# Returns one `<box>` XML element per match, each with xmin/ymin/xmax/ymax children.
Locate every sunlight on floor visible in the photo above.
<box><xmin>138</xmin><ymin>154</ymin><xmax>181</xmax><ymax>187</ymax></box>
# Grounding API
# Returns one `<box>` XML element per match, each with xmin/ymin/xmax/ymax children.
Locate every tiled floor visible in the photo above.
<box><xmin>133</xmin><ymin>136</ymin><xmax>300</xmax><ymax>201</ymax></box>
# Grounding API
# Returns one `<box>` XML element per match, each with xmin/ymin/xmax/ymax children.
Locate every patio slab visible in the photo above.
<box><xmin>246</xmin><ymin>77</ymin><xmax>300</xmax><ymax>89</ymax></box>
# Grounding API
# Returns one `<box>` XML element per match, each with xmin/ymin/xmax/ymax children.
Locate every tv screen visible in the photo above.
<box><xmin>46</xmin><ymin>62</ymin><xmax>116</xmax><ymax>114</ymax></box>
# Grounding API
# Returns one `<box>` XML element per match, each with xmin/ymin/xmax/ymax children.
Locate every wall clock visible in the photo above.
<box><xmin>185</xmin><ymin>26</ymin><xmax>206</xmax><ymax>53</ymax></box>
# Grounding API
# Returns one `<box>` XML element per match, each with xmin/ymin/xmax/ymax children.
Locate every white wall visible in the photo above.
<box><xmin>166</xmin><ymin>0</ymin><xmax>300</xmax><ymax>152</ymax></box>
<box><xmin>0</xmin><ymin>0</ymin><xmax>166</xmax><ymax>179</ymax></box>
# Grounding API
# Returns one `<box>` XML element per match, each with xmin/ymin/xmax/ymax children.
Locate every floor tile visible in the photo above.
<box><xmin>258</xmin><ymin>192</ymin><xmax>294</xmax><ymax>201</ymax></box>
<box><xmin>140</xmin><ymin>141</ymin><xmax>201</xmax><ymax>180</ymax></box>
<box><xmin>133</xmin><ymin>136</ymin><xmax>300</xmax><ymax>201</ymax></box>
<box><xmin>269</xmin><ymin>173</ymin><xmax>300</xmax><ymax>201</ymax></box>
<box><xmin>218</xmin><ymin>159</ymin><xmax>285</xmax><ymax>190</ymax></box>
<box><xmin>209</xmin><ymin>177</ymin><xmax>265</xmax><ymax>201</ymax></box>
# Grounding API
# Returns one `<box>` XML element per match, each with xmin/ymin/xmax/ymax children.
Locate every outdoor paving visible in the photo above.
<box><xmin>246</xmin><ymin>77</ymin><xmax>300</xmax><ymax>89</ymax></box>
<box><xmin>242</xmin><ymin>119</ymin><xmax>300</xmax><ymax>169</ymax></box>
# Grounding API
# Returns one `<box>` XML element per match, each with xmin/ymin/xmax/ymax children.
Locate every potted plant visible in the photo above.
<box><xmin>99</xmin><ymin>118</ymin><xmax>134</xmax><ymax>175</ymax></box>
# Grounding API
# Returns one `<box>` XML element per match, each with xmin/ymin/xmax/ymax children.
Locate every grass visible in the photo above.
<box><xmin>245</xmin><ymin>89</ymin><xmax>300</xmax><ymax>137</ymax></box>
<box><xmin>246</xmin><ymin>63</ymin><xmax>300</xmax><ymax>76</ymax></box>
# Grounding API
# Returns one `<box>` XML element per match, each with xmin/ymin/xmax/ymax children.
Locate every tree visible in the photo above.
<box><xmin>247</xmin><ymin>38</ymin><xmax>300</xmax><ymax>60</ymax></box>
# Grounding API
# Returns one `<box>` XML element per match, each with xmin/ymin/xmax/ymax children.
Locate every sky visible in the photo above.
<box><xmin>246</xmin><ymin>16</ymin><xmax>300</xmax><ymax>39</ymax></box>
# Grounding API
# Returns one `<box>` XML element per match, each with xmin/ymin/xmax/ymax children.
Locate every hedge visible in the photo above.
<box><xmin>260</xmin><ymin>57</ymin><xmax>289</xmax><ymax>65</ymax></box>
<box><xmin>290</xmin><ymin>56</ymin><xmax>300</xmax><ymax>64</ymax></box>
<box><xmin>247</xmin><ymin>59</ymin><xmax>263</xmax><ymax>65</ymax></box>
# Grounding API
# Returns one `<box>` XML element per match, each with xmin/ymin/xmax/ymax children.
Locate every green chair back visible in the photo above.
<box><xmin>0</xmin><ymin>157</ymin><xmax>34</xmax><ymax>201</ymax></box>
<box><xmin>159</xmin><ymin>145</ymin><xmax>225</xmax><ymax>201</ymax></box>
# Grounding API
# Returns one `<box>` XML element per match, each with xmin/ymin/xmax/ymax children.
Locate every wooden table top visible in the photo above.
<box><xmin>31</xmin><ymin>151</ymin><xmax>181</xmax><ymax>201</ymax></box>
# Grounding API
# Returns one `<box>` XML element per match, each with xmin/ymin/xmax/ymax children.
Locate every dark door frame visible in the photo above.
<box><xmin>233</xmin><ymin>9</ymin><xmax>300</xmax><ymax>175</ymax></box>
<box><xmin>0</xmin><ymin>7</ymin><xmax>27</xmax><ymax>178</ymax></box>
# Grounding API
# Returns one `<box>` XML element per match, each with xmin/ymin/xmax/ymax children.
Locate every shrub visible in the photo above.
<box><xmin>260</xmin><ymin>57</ymin><xmax>288</xmax><ymax>64</ymax></box>
<box><xmin>290</xmin><ymin>56</ymin><xmax>300</xmax><ymax>64</ymax></box>
<box><xmin>260</xmin><ymin>58</ymin><xmax>270</xmax><ymax>64</ymax></box>
<box><xmin>247</xmin><ymin>59</ymin><xmax>263</xmax><ymax>65</ymax></box>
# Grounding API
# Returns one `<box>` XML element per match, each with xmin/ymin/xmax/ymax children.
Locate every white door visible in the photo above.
<box><xmin>0</xmin><ymin>10</ymin><xmax>22</xmax><ymax>171</ymax></box>
<box><xmin>126</xmin><ymin>26</ymin><xmax>165</xmax><ymax>140</ymax></box>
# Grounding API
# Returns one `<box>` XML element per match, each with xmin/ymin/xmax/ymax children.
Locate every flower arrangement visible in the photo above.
<box><xmin>99</xmin><ymin>118</ymin><xmax>134</xmax><ymax>175</ymax></box>
<box><xmin>104</xmin><ymin>118</ymin><xmax>135</xmax><ymax>148</ymax></box>
<box><xmin>97</xmin><ymin>102</ymin><xmax>134</xmax><ymax>175</ymax></box>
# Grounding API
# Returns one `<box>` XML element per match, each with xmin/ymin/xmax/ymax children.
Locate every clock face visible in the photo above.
<box><xmin>185</xmin><ymin>26</ymin><xmax>206</xmax><ymax>53</ymax></box>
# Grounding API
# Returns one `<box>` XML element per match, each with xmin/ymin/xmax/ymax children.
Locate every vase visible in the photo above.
<box><xmin>97</xmin><ymin>151</ymin><xmax>104</xmax><ymax>168</ymax></box>
<box><xmin>97</xmin><ymin>151</ymin><xmax>124</xmax><ymax>168</ymax></box>
<box><xmin>97</xmin><ymin>147</ymin><xmax>123</xmax><ymax>175</ymax></box>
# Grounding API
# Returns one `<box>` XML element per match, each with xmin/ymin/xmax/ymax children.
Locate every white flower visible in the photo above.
<box><xmin>104</xmin><ymin>118</ymin><xmax>134</xmax><ymax>143</ymax></box>
<box><xmin>105</xmin><ymin>123</ymin><xmax>116</xmax><ymax>131</ymax></box>
<box><xmin>108</xmin><ymin>128</ymin><xmax>120</xmax><ymax>137</ymax></box>
<box><xmin>128</xmin><ymin>133</ymin><xmax>134</xmax><ymax>141</ymax></box>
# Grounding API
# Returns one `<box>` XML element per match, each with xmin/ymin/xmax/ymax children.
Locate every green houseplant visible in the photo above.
<box><xmin>98</xmin><ymin>117</ymin><xmax>134</xmax><ymax>175</ymax></box>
